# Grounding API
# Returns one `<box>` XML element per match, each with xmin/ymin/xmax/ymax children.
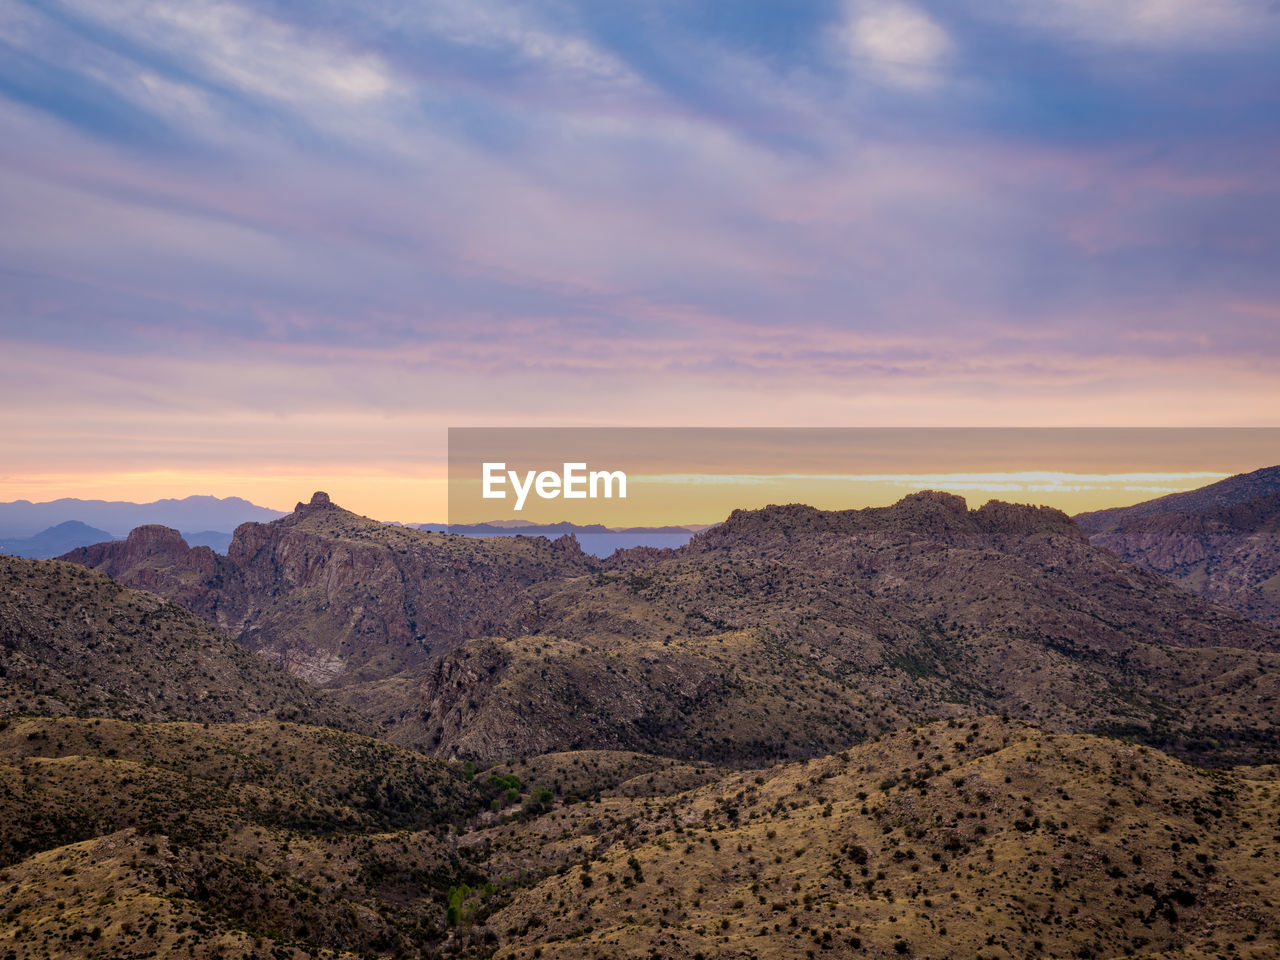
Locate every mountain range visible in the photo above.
<box><xmin>411</xmin><ymin>521</ymin><xmax>703</xmax><ymax>556</ymax></box>
<box><xmin>0</xmin><ymin>520</ymin><xmax>116</xmax><ymax>559</ymax></box>
<box><xmin>0</xmin><ymin>494</ymin><xmax>286</xmax><ymax>540</ymax></box>
<box><xmin>59</xmin><ymin>486</ymin><xmax>1280</xmax><ymax>767</ymax></box>
<box><xmin>5</xmin><ymin>470</ymin><xmax>1280</xmax><ymax>958</ymax></box>
<box><xmin>0</xmin><ymin>496</ymin><xmax>702</xmax><ymax>559</ymax></box>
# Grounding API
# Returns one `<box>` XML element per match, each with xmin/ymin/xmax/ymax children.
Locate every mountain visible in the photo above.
<box><xmin>61</xmin><ymin>490</ymin><xmax>1280</xmax><ymax>766</ymax></box>
<box><xmin>181</xmin><ymin>529</ymin><xmax>233</xmax><ymax>553</ymax></box>
<box><xmin>0</xmin><ymin>494</ymin><xmax>284</xmax><ymax>539</ymax></box>
<box><xmin>415</xmin><ymin>492</ymin><xmax>1280</xmax><ymax>765</ymax></box>
<box><xmin>1075</xmin><ymin>464</ymin><xmax>1280</xmax><ymax>536</ymax></box>
<box><xmin>62</xmin><ymin>492</ymin><xmax>593</xmax><ymax>687</ymax></box>
<box><xmin>409</xmin><ymin>521</ymin><xmax>702</xmax><ymax>557</ymax></box>
<box><xmin>1086</xmin><ymin>486</ymin><xmax>1280</xmax><ymax>629</ymax></box>
<box><xmin>0</xmin><ymin>520</ymin><xmax>116</xmax><ymax>559</ymax></box>
<box><xmin>13</xmin><ymin>488</ymin><xmax>1280</xmax><ymax>959</ymax></box>
<box><xmin>0</xmin><ymin>553</ymin><xmax>364</xmax><ymax>729</ymax></box>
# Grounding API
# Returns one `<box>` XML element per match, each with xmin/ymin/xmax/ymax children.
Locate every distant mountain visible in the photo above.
<box><xmin>0</xmin><ymin>554</ymin><xmax>366</xmax><ymax>730</ymax></box>
<box><xmin>1083</xmin><ymin>476</ymin><xmax>1280</xmax><ymax>629</ymax></box>
<box><xmin>1075</xmin><ymin>464</ymin><xmax>1280</xmax><ymax>535</ymax></box>
<box><xmin>0</xmin><ymin>520</ymin><xmax>116</xmax><ymax>559</ymax></box>
<box><xmin>409</xmin><ymin>520</ymin><xmax>703</xmax><ymax>556</ymax></box>
<box><xmin>181</xmin><ymin>529</ymin><xmax>233</xmax><ymax>553</ymax></box>
<box><xmin>0</xmin><ymin>495</ymin><xmax>284</xmax><ymax>539</ymax></box>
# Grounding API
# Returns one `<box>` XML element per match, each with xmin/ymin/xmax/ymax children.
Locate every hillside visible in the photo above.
<box><xmin>1084</xmin><ymin>482</ymin><xmax>1280</xmax><ymax>629</ymax></box>
<box><xmin>0</xmin><ymin>717</ymin><xmax>485</xmax><ymax>958</ymax></box>
<box><xmin>474</xmin><ymin>717</ymin><xmax>1280</xmax><ymax>960</ymax></box>
<box><xmin>63</xmin><ymin>492</ymin><xmax>593</xmax><ymax>687</ymax></box>
<box><xmin>414</xmin><ymin>493</ymin><xmax>1280</xmax><ymax>765</ymax></box>
<box><xmin>1075</xmin><ymin>465</ymin><xmax>1280</xmax><ymax>536</ymax></box>
<box><xmin>4</xmin><ymin>716</ymin><xmax>1278</xmax><ymax>959</ymax></box>
<box><xmin>0</xmin><ymin>554</ymin><xmax>364</xmax><ymax>729</ymax></box>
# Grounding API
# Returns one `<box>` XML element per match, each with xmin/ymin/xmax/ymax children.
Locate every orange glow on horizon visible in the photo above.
<box><xmin>0</xmin><ymin>466</ymin><xmax>1259</xmax><ymax>527</ymax></box>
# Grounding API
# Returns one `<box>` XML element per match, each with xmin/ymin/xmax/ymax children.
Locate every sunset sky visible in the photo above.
<box><xmin>2</xmin><ymin>0</ymin><xmax>1279</xmax><ymax>520</ymax></box>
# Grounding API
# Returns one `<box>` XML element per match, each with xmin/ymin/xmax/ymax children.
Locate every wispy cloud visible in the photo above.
<box><xmin>993</xmin><ymin>0</ymin><xmax>1279</xmax><ymax>49</ymax></box>
<box><xmin>0</xmin><ymin>0</ymin><xmax>1277</xmax><ymax>513</ymax></box>
<box><xmin>59</xmin><ymin>0</ymin><xmax>397</xmax><ymax>106</ymax></box>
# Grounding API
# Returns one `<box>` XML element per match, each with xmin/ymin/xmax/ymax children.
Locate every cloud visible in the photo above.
<box><xmin>0</xmin><ymin>0</ymin><xmax>1278</xmax><ymax>518</ymax></box>
<box><xmin>56</xmin><ymin>0</ymin><xmax>396</xmax><ymax>108</ymax></box>
<box><xmin>994</xmin><ymin>0</ymin><xmax>1278</xmax><ymax>49</ymax></box>
<box><xmin>838</xmin><ymin>1</ymin><xmax>952</xmax><ymax>89</ymax></box>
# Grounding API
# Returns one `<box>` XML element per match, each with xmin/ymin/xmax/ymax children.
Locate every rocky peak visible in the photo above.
<box><xmin>123</xmin><ymin>524</ymin><xmax>191</xmax><ymax>556</ymax></box>
<box><xmin>64</xmin><ymin>491</ymin><xmax>595</xmax><ymax>689</ymax></box>
<box><xmin>551</xmin><ymin>532</ymin><xmax>585</xmax><ymax>557</ymax></box>
<box><xmin>293</xmin><ymin>491</ymin><xmax>335</xmax><ymax>516</ymax></box>
<box><xmin>885</xmin><ymin>489</ymin><xmax>969</xmax><ymax>524</ymax></box>
<box><xmin>894</xmin><ymin>489</ymin><xmax>969</xmax><ymax>514</ymax></box>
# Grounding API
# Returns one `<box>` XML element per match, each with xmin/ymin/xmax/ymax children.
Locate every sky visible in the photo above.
<box><xmin>1</xmin><ymin>0</ymin><xmax>1278</xmax><ymax>520</ymax></box>
<box><xmin>447</xmin><ymin>427</ymin><xmax>1280</xmax><ymax>524</ymax></box>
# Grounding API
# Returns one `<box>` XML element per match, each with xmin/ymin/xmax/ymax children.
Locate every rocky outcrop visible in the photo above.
<box><xmin>62</xmin><ymin>492</ymin><xmax>593</xmax><ymax>687</ymax></box>
<box><xmin>698</xmin><ymin>491</ymin><xmax>1086</xmax><ymax>556</ymax></box>
<box><xmin>1090</xmin><ymin>489</ymin><xmax>1280</xmax><ymax>628</ymax></box>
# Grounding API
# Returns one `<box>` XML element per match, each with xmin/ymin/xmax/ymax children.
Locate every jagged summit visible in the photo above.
<box><xmin>62</xmin><ymin>492</ymin><xmax>593</xmax><ymax>690</ymax></box>
<box><xmin>292</xmin><ymin>490</ymin><xmax>335</xmax><ymax>515</ymax></box>
<box><xmin>698</xmin><ymin>492</ymin><xmax>1083</xmax><ymax>551</ymax></box>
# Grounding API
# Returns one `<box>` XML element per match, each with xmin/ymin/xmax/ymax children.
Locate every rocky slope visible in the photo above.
<box><xmin>0</xmin><ymin>554</ymin><xmax>364</xmax><ymax>729</ymax></box>
<box><xmin>1085</xmin><ymin>482</ymin><xmax>1280</xmax><ymax>630</ymax></box>
<box><xmin>64</xmin><ymin>492</ymin><xmax>592</xmax><ymax>687</ymax></box>
<box><xmin>416</xmin><ymin>493</ymin><xmax>1280</xmax><ymax>765</ymax></box>
<box><xmin>1075</xmin><ymin>464</ymin><xmax>1280</xmax><ymax>535</ymax></box>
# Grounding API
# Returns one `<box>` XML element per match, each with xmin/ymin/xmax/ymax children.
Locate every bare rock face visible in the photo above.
<box><xmin>294</xmin><ymin>489</ymin><xmax>333</xmax><ymax>514</ymax></box>
<box><xmin>1090</xmin><ymin>489</ymin><xmax>1280</xmax><ymax>628</ymax></box>
<box><xmin>62</xmin><ymin>525</ymin><xmax>224</xmax><ymax>615</ymax></box>
<box><xmin>62</xmin><ymin>493</ymin><xmax>592</xmax><ymax>688</ymax></box>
